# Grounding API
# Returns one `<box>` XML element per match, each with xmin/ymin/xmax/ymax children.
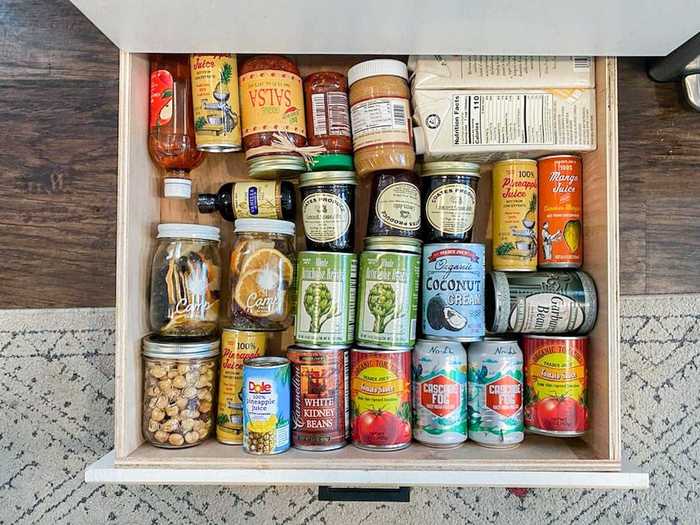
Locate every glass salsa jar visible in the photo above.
<box><xmin>142</xmin><ymin>335</ymin><xmax>218</xmax><ymax>448</ymax></box>
<box><xmin>421</xmin><ymin>161</ymin><xmax>481</xmax><ymax>243</ymax></box>
<box><xmin>230</xmin><ymin>219</ymin><xmax>296</xmax><ymax>330</ymax></box>
<box><xmin>299</xmin><ymin>171</ymin><xmax>357</xmax><ymax>252</ymax></box>
<box><xmin>197</xmin><ymin>180</ymin><xmax>296</xmax><ymax>222</ymax></box>
<box><xmin>367</xmin><ymin>169</ymin><xmax>421</xmax><ymax>238</ymax></box>
<box><xmin>348</xmin><ymin>59</ymin><xmax>415</xmax><ymax>177</ymax></box>
<box><xmin>149</xmin><ymin>224</ymin><xmax>221</xmax><ymax>338</ymax></box>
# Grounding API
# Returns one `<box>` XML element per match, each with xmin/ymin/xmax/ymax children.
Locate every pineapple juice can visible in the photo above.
<box><xmin>190</xmin><ymin>54</ymin><xmax>242</xmax><ymax>152</ymax></box>
<box><xmin>492</xmin><ymin>159</ymin><xmax>538</xmax><ymax>271</ymax></box>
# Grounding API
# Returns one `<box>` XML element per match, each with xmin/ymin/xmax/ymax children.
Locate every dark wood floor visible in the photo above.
<box><xmin>1</xmin><ymin>0</ymin><xmax>698</xmax><ymax>308</ymax></box>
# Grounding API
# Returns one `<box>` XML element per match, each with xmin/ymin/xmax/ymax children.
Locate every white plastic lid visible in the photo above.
<box><xmin>413</xmin><ymin>127</ymin><xmax>426</xmax><ymax>155</ymax></box>
<box><xmin>164</xmin><ymin>177</ymin><xmax>192</xmax><ymax>199</ymax></box>
<box><xmin>157</xmin><ymin>223</ymin><xmax>220</xmax><ymax>241</ymax></box>
<box><xmin>347</xmin><ymin>59</ymin><xmax>409</xmax><ymax>86</ymax></box>
<box><xmin>234</xmin><ymin>218</ymin><xmax>295</xmax><ymax>236</ymax></box>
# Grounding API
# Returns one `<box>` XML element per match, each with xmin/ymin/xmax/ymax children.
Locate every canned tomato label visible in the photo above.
<box><xmin>492</xmin><ymin>159</ymin><xmax>538</xmax><ymax>271</ymax></box>
<box><xmin>216</xmin><ymin>329</ymin><xmax>267</xmax><ymax>444</ymax></box>
<box><xmin>295</xmin><ymin>252</ymin><xmax>357</xmax><ymax>347</ymax></box>
<box><xmin>538</xmin><ymin>155</ymin><xmax>583</xmax><ymax>268</ymax></box>
<box><xmin>190</xmin><ymin>54</ymin><xmax>242</xmax><ymax>152</ymax></box>
<box><xmin>412</xmin><ymin>339</ymin><xmax>468</xmax><ymax>447</ymax></box>
<box><xmin>467</xmin><ymin>339</ymin><xmax>524</xmax><ymax>448</ymax></box>
<box><xmin>522</xmin><ymin>336</ymin><xmax>589</xmax><ymax>436</ymax></box>
<box><xmin>289</xmin><ymin>346</ymin><xmax>349</xmax><ymax>450</ymax></box>
<box><xmin>350</xmin><ymin>348</ymin><xmax>412</xmax><ymax>450</ymax></box>
<box><xmin>356</xmin><ymin>251</ymin><xmax>420</xmax><ymax>349</ymax></box>
<box><xmin>487</xmin><ymin>270</ymin><xmax>598</xmax><ymax>334</ymax></box>
<box><xmin>242</xmin><ymin>357</ymin><xmax>290</xmax><ymax>454</ymax></box>
<box><xmin>422</xmin><ymin>243</ymin><xmax>485</xmax><ymax>341</ymax></box>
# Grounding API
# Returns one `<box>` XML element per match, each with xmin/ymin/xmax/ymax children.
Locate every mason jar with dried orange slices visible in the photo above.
<box><xmin>230</xmin><ymin>219</ymin><xmax>296</xmax><ymax>330</ymax></box>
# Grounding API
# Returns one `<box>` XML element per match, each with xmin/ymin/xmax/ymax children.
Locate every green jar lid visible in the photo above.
<box><xmin>299</xmin><ymin>170</ymin><xmax>358</xmax><ymax>188</ymax></box>
<box><xmin>248</xmin><ymin>155</ymin><xmax>307</xmax><ymax>179</ymax></box>
<box><xmin>364</xmin><ymin>236</ymin><xmax>422</xmax><ymax>254</ymax></box>
<box><xmin>420</xmin><ymin>161</ymin><xmax>481</xmax><ymax>177</ymax></box>
<box><xmin>308</xmin><ymin>153</ymin><xmax>354</xmax><ymax>171</ymax></box>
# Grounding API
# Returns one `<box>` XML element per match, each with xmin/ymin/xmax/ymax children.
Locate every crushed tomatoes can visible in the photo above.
<box><xmin>350</xmin><ymin>348</ymin><xmax>412</xmax><ymax>450</ymax></box>
<box><xmin>537</xmin><ymin>155</ymin><xmax>583</xmax><ymax>268</ymax></box>
<box><xmin>288</xmin><ymin>346</ymin><xmax>349</xmax><ymax>451</ymax></box>
<box><xmin>522</xmin><ymin>335</ymin><xmax>589</xmax><ymax>436</ymax></box>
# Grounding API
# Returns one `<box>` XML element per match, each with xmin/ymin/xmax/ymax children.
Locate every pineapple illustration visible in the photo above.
<box><xmin>214</xmin><ymin>63</ymin><xmax>233</xmax><ymax>104</ymax></box>
<box><xmin>523</xmin><ymin>193</ymin><xmax>537</xmax><ymax>229</ymax></box>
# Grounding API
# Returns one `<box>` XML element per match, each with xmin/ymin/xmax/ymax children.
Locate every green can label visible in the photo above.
<box><xmin>356</xmin><ymin>251</ymin><xmax>420</xmax><ymax>349</ymax></box>
<box><xmin>295</xmin><ymin>252</ymin><xmax>357</xmax><ymax>346</ymax></box>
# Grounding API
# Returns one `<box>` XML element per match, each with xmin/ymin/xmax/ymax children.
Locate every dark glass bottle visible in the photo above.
<box><xmin>197</xmin><ymin>181</ymin><xmax>295</xmax><ymax>222</ymax></box>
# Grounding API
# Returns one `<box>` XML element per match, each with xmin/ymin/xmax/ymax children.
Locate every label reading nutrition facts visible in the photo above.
<box><xmin>452</xmin><ymin>94</ymin><xmax>554</xmax><ymax>146</ymax></box>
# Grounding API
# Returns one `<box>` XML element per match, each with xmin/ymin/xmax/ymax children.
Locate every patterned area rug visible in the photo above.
<box><xmin>0</xmin><ymin>296</ymin><xmax>698</xmax><ymax>524</ymax></box>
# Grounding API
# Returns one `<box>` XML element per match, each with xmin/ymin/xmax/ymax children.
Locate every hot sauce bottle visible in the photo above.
<box><xmin>149</xmin><ymin>54</ymin><xmax>205</xmax><ymax>199</ymax></box>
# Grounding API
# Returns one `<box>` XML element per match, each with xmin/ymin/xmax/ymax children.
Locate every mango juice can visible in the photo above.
<box><xmin>491</xmin><ymin>159</ymin><xmax>538</xmax><ymax>271</ymax></box>
<box><xmin>190</xmin><ymin>54</ymin><xmax>242</xmax><ymax>152</ymax></box>
<box><xmin>537</xmin><ymin>155</ymin><xmax>583</xmax><ymax>268</ymax></box>
<box><xmin>216</xmin><ymin>328</ymin><xmax>267</xmax><ymax>445</ymax></box>
<box><xmin>242</xmin><ymin>357</ymin><xmax>291</xmax><ymax>454</ymax></box>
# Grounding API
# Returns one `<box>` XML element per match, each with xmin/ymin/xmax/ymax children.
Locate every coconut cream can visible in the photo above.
<box><xmin>421</xmin><ymin>243</ymin><xmax>485</xmax><ymax>341</ymax></box>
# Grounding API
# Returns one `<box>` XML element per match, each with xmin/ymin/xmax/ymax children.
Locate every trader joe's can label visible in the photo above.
<box><xmin>190</xmin><ymin>54</ymin><xmax>242</xmax><ymax>152</ymax></box>
<box><xmin>242</xmin><ymin>357</ymin><xmax>290</xmax><ymax>455</ymax></box>
<box><xmin>492</xmin><ymin>159</ymin><xmax>538</xmax><ymax>271</ymax></box>
<box><xmin>216</xmin><ymin>329</ymin><xmax>267</xmax><ymax>444</ymax></box>
<box><xmin>355</xmin><ymin>250</ymin><xmax>420</xmax><ymax>349</ymax></box>
<box><xmin>350</xmin><ymin>348</ymin><xmax>412</xmax><ymax>450</ymax></box>
<box><xmin>295</xmin><ymin>252</ymin><xmax>356</xmax><ymax>347</ymax></box>
<box><xmin>421</xmin><ymin>243</ymin><xmax>485</xmax><ymax>341</ymax></box>
<box><xmin>412</xmin><ymin>339</ymin><xmax>468</xmax><ymax>447</ymax></box>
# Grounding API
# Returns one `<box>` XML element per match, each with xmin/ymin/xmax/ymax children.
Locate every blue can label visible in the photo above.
<box><xmin>421</xmin><ymin>243</ymin><xmax>485</xmax><ymax>340</ymax></box>
<box><xmin>242</xmin><ymin>360</ymin><xmax>291</xmax><ymax>454</ymax></box>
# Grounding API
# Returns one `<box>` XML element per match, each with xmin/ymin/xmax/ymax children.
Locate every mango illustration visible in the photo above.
<box><xmin>564</xmin><ymin>220</ymin><xmax>581</xmax><ymax>253</ymax></box>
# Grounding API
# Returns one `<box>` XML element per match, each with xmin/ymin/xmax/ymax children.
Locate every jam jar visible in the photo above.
<box><xmin>142</xmin><ymin>335</ymin><xmax>219</xmax><ymax>448</ymax></box>
<box><xmin>149</xmin><ymin>224</ymin><xmax>221</xmax><ymax>337</ymax></box>
<box><xmin>230</xmin><ymin>219</ymin><xmax>296</xmax><ymax>330</ymax></box>
<box><xmin>367</xmin><ymin>169</ymin><xmax>421</xmax><ymax>238</ymax></box>
<box><xmin>299</xmin><ymin>171</ymin><xmax>357</xmax><ymax>252</ymax></box>
<box><xmin>421</xmin><ymin>161</ymin><xmax>481</xmax><ymax>243</ymax></box>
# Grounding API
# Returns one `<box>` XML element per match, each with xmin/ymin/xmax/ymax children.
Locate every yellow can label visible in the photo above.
<box><xmin>492</xmin><ymin>160</ymin><xmax>538</xmax><ymax>271</ymax></box>
<box><xmin>190</xmin><ymin>54</ymin><xmax>242</xmax><ymax>149</ymax></box>
<box><xmin>232</xmin><ymin>181</ymin><xmax>281</xmax><ymax>219</ymax></box>
<box><xmin>216</xmin><ymin>329</ymin><xmax>267</xmax><ymax>444</ymax></box>
<box><xmin>239</xmin><ymin>69</ymin><xmax>306</xmax><ymax>139</ymax></box>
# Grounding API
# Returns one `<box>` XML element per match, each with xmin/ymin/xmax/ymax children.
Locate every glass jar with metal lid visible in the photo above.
<box><xmin>149</xmin><ymin>224</ymin><xmax>221</xmax><ymax>338</ymax></box>
<box><xmin>299</xmin><ymin>171</ymin><xmax>357</xmax><ymax>252</ymax></box>
<box><xmin>355</xmin><ymin>236</ymin><xmax>421</xmax><ymax>349</ymax></box>
<box><xmin>421</xmin><ymin>161</ymin><xmax>481</xmax><ymax>243</ymax></box>
<box><xmin>142</xmin><ymin>335</ymin><xmax>219</xmax><ymax>448</ymax></box>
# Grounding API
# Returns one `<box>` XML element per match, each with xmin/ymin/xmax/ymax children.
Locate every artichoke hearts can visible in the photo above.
<box><xmin>486</xmin><ymin>270</ymin><xmax>597</xmax><ymax>334</ymax></box>
<box><xmin>355</xmin><ymin>238</ymin><xmax>421</xmax><ymax>349</ymax></box>
<box><xmin>216</xmin><ymin>329</ymin><xmax>268</xmax><ymax>444</ymax></box>
<box><xmin>190</xmin><ymin>54</ymin><xmax>242</xmax><ymax>152</ymax></box>
<box><xmin>538</xmin><ymin>155</ymin><xmax>583</xmax><ymax>268</ymax></box>
<box><xmin>294</xmin><ymin>252</ymin><xmax>357</xmax><ymax>347</ymax></box>
<box><xmin>242</xmin><ymin>357</ymin><xmax>290</xmax><ymax>454</ymax></box>
<box><xmin>492</xmin><ymin>159</ymin><xmax>538</xmax><ymax>271</ymax></box>
<box><xmin>289</xmin><ymin>346</ymin><xmax>349</xmax><ymax>450</ymax></box>
<box><xmin>421</xmin><ymin>243</ymin><xmax>485</xmax><ymax>342</ymax></box>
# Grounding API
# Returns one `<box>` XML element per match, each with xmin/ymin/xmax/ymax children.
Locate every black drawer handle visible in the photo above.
<box><xmin>318</xmin><ymin>486</ymin><xmax>411</xmax><ymax>502</ymax></box>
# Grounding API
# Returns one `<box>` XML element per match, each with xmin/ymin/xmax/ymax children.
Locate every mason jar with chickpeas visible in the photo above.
<box><xmin>142</xmin><ymin>335</ymin><xmax>219</xmax><ymax>448</ymax></box>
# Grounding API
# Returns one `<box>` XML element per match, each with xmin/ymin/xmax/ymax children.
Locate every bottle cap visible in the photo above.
<box><xmin>308</xmin><ymin>153</ymin><xmax>354</xmax><ymax>172</ymax></box>
<box><xmin>197</xmin><ymin>193</ymin><xmax>217</xmax><ymax>213</ymax></box>
<box><xmin>348</xmin><ymin>59</ymin><xmax>409</xmax><ymax>85</ymax></box>
<box><xmin>164</xmin><ymin>178</ymin><xmax>192</xmax><ymax>199</ymax></box>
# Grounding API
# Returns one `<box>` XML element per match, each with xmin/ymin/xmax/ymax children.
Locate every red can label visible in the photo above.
<box><xmin>350</xmin><ymin>349</ymin><xmax>412</xmax><ymax>448</ymax></box>
<box><xmin>523</xmin><ymin>336</ymin><xmax>588</xmax><ymax>434</ymax></box>
<box><xmin>149</xmin><ymin>69</ymin><xmax>174</xmax><ymax>128</ymax></box>
<box><xmin>289</xmin><ymin>347</ymin><xmax>349</xmax><ymax>449</ymax></box>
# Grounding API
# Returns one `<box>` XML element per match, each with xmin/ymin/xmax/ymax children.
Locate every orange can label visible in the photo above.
<box><xmin>537</xmin><ymin>156</ymin><xmax>582</xmax><ymax>268</ymax></box>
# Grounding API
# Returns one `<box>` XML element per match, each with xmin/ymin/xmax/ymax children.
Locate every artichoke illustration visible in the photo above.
<box><xmin>368</xmin><ymin>283</ymin><xmax>403</xmax><ymax>333</ymax></box>
<box><xmin>303</xmin><ymin>283</ymin><xmax>339</xmax><ymax>333</ymax></box>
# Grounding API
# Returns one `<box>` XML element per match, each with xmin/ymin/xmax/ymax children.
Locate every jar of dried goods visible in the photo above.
<box><xmin>149</xmin><ymin>224</ymin><xmax>221</xmax><ymax>338</ymax></box>
<box><xmin>230</xmin><ymin>219</ymin><xmax>296</xmax><ymax>330</ymax></box>
<box><xmin>348</xmin><ymin>59</ymin><xmax>415</xmax><ymax>177</ymax></box>
<box><xmin>142</xmin><ymin>335</ymin><xmax>219</xmax><ymax>448</ymax></box>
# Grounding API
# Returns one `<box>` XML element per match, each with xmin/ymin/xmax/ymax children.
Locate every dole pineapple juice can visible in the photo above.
<box><xmin>492</xmin><ymin>159</ymin><xmax>538</xmax><ymax>271</ymax></box>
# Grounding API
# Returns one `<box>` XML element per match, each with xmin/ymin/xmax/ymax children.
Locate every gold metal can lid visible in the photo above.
<box><xmin>299</xmin><ymin>170</ymin><xmax>358</xmax><ymax>188</ymax></box>
<box><xmin>142</xmin><ymin>334</ymin><xmax>220</xmax><ymax>359</ymax></box>
<box><xmin>247</xmin><ymin>155</ymin><xmax>307</xmax><ymax>179</ymax></box>
<box><xmin>493</xmin><ymin>158</ymin><xmax>538</xmax><ymax>167</ymax></box>
<box><xmin>363</xmin><ymin>236</ymin><xmax>422</xmax><ymax>254</ymax></box>
<box><xmin>420</xmin><ymin>161</ymin><xmax>481</xmax><ymax>177</ymax></box>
